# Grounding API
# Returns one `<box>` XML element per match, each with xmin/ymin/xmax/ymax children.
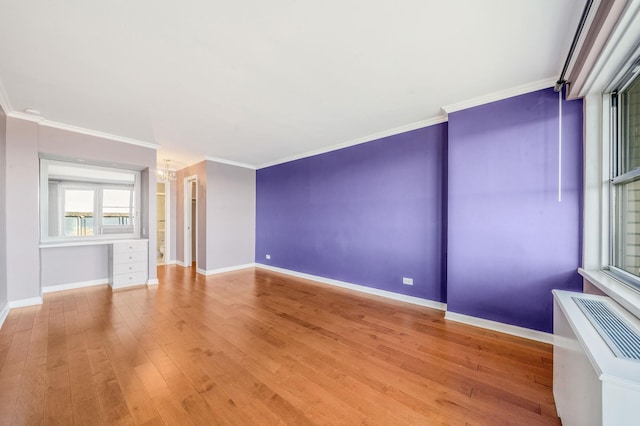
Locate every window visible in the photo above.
<box><xmin>610</xmin><ymin>68</ymin><xmax>640</xmax><ymax>286</ymax></box>
<box><xmin>40</xmin><ymin>159</ymin><xmax>140</xmax><ymax>242</ymax></box>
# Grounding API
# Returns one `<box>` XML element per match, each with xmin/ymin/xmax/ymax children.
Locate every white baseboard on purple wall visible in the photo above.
<box><xmin>256</xmin><ymin>263</ymin><xmax>447</xmax><ymax>311</ymax></box>
<box><xmin>42</xmin><ymin>278</ymin><xmax>109</xmax><ymax>294</ymax></box>
<box><xmin>0</xmin><ymin>303</ymin><xmax>10</xmax><ymax>329</ymax></box>
<box><xmin>444</xmin><ymin>311</ymin><xmax>553</xmax><ymax>344</ymax></box>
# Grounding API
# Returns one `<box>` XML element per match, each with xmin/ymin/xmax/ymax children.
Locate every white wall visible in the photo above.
<box><xmin>0</xmin><ymin>106</ymin><xmax>7</xmax><ymax>312</ymax></box>
<box><xmin>174</xmin><ymin>160</ymin><xmax>255</xmax><ymax>272</ymax></box>
<box><xmin>3</xmin><ymin>118</ymin><xmax>157</xmax><ymax>302</ymax></box>
<box><xmin>205</xmin><ymin>161</ymin><xmax>255</xmax><ymax>271</ymax></box>
<box><xmin>5</xmin><ymin>118</ymin><xmax>40</xmax><ymax>302</ymax></box>
<box><xmin>40</xmin><ymin>245</ymin><xmax>109</xmax><ymax>287</ymax></box>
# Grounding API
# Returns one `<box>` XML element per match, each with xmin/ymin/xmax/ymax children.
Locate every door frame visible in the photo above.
<box><xmin>183</xmin><ymin>175</ymin><xmax>198</xmax><ymax>268</ymax></box>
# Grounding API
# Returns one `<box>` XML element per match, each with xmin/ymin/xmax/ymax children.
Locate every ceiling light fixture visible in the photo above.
<box><xmin>158</xmin><ymin>159</ymin><xmax>176</xmax><ymax>182</ymax></box>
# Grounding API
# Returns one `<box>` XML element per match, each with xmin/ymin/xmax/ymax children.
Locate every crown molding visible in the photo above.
<box><xmin>6</xmin><ymin>112</ymin><xmax>159</xmax><ymax>150</ymax></box>
<box><xmin>204</xmin><ymin>156</ymin><xmax>257</xmax><ymax>170</ymax></box>
<box><xmin>441</xmin><ymin>78</ymin><xmax>557</xmax><ymax>114</ymax></box>
<box><xmin>0</xmin><ymin>78</ymin><xmax>11</xmax><ymax>115</ymax></box>
<box><xmin>256</xmin><ymin>115</ymin><xmax>448</xmax><ymax>170</ymax></box>
<box><xmin>7</xmin><ymin>111</ymin><xmax>43</xmax><ymax>123</ymax></box>
<box><xmin>41</xmin><ymin>120</ymin><xmax>159</xmax><ymax>149</ymax></box>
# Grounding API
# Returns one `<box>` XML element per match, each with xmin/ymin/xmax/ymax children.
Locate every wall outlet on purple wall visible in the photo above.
<box><xmin>265</xmin><ymin>254</ymin><xmax>271</xmax><ymax>260</ymax></box>
<box><xmin>402</xmin><ymin>277</ymin><xmax>413</xmax><ymax>285</ymax></box>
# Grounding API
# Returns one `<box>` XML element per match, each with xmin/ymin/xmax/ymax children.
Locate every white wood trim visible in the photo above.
<box><xmin>9</xmin><ymin>297</ymin><xmax>43</xmax><ymax>309</ymax></box>
<box><xmin>256</xmin><ymin>264</ymin><xmax>447</xmax><ymax>311</ymax></box>
<box><xmin>205</xmin><ymin>156</ymin><xmax>257</xmax><ymax>170</ymax></box>
<box><xmin>183</xmin><ymin>175</ymin><xmax>198</xmax><ymax>269</ymax></box>
<box><xmin>0</xmin><ymin>303</ymin><xmax>10</xmax><ymax>330</ymax></box>
<box><xmin>165</xmin><ymin>260</ymin><xmax>179</xmax><ymax>265</ymax></box>
<box><xmin>40</xmin><ymin>238</ymin><xmax>149</xmax><ymax>249</ymax></box>
<box><xmin>175</xmin><ymin>260</ymin><xmax>187</xmax><ymax>267</ymax></box>
<box><xmin>7</xmin><ymin>111</ymin><xmax>42</xmax><ymax>123</ymax></box>
<box><xmin>581</xmin><ymin>0</ymin><xmax>640</xmax><ymax>96</ymax></box>
<box><xmin>196</xmin><ymin>263</ymin><xmax>257</xmax><ymax>276</ymax></box>
<box><xmin>42</xmin><ymin>279</ymin><xmax>109</xmax><ymax>294</ymax></box>
<box><xmin>0</xmin><ymin>77</ymin><xmax>12</xmax><ymax>114</ymax></box>
<box><xmin>561</xmin><ymin>0</ymin><xmax>602</xmax><ymax>88</ymax></box>
<box><xmin>40</xmin><ymin>120</ymin><xmax>159</xmax><ymax>149</ymax></box>
<box><xmin>256</xmin><ymin>116</ymin><xmax>448</xmax><ymax>169</ymax></box>
<box><xmin>6</xmin><ymin>112</ymin><xmax>158</xmax><ymax>149</ymax></box>
<box><xmin>147</xmin><ymin>278</ymin><xmax>159</xmax><ymax>285</ymax></box>
<box><xmin>444</xmin><ymin>311</ymin><xmax>554</xmax><ymax>344</ymax></box>
<box><xmin>441</xmin><ymin>78</ymin><xmax>557</xmax><ymax>114</ymax></box>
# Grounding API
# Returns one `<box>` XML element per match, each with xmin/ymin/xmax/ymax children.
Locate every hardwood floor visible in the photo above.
<box><xmin>0</xmin><ymin>266</ymin><xmax>560</xmax><ymax>425</ymax></box>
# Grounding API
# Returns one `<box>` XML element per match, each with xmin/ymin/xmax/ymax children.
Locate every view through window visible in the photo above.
<box><xmin>40</xmin><ymin>159</ymin><xmax>139</xmax><ymax>241</ymax></box>
<box><xmin>612</xmin><ymin>71</ymin><xmax>640</xmax><ymax>284</ymax></box>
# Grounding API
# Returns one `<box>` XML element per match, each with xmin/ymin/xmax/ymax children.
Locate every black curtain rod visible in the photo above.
<box><xmin>554</xmin><ymin>0</ymin><xmax>595</xmax><ymax>92</ymax></box>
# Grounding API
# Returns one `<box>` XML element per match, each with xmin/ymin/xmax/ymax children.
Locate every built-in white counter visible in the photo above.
<box><xmin>553</xmin><ymin>289</ymin><xmax>640</xmax><ymax>426</ymax></box>
<box><xmin>40</xmin><ymin>239</ymin><xmax>149</xmax><ymax>291</ymax></box>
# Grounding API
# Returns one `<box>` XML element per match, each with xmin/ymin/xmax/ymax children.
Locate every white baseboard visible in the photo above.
<box><xmin>197</xmin><ymin>263</ymin><xmax>257</xmax><ymax>276</ymax></box>
<box><xmin>42</xmin><ymin>278</ymin><xmax>109</xmax><ymax>294</ymax></box>
<box><xmin>444</xmin><ymin>311</ymin><xmax>554</xmax><ymax>344</ymax></box>
<box><xmin>147</xmin><ymin>278</ymin><xmax>159</xmax><ymax>285</ymax></box>
<box><xmin>175</xmin><ymin>260</ymin><xmax>187</xmax><ymax>267</ymax></box>
<box><xmin>9</xmin><ymin>296</ymin><xmax>43</xmax><ymax>309</ymax></box>
<box><xmin>165</xmin><ymin>260</ymin><xmax>179</xmax><ymax>265</ymax></box>
<box><xmin>256</xmin><ymin>263</ymin><xmax>447</xmax><ymax>311</ymax></box>
<box><xmin>0</xmin><ymin>302</ymin><xmax>10</xmax><ymax>329</ymax></box>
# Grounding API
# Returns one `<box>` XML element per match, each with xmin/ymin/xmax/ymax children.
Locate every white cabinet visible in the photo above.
<box><xmin>110</xmin><ymin>240</ymin><xmax>148</xmax><ymax>289</ymax></box>
<box><xmin>553</xmin><ymin>290</ymin><xmax>640</xmax><ymax>426</ymax></box>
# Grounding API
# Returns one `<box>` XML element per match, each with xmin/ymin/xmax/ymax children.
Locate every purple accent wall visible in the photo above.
<box><xmin>256</xmin><ymin>124</ymin><xmax>447</xmax><ymax>301</ymax></box>
<box><xmin>447</xmin><ymin>88</ymin><xmax>583</xmax><ymax>332</ymax></box>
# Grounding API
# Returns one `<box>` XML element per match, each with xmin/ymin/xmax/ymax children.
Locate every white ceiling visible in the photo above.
<box><xmin>0</xmin><ymin>1</ymin><xmax>585</xmax><ymax>169</ymax></box>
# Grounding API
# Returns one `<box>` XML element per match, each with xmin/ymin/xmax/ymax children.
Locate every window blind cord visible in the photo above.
<box><xmin>558</xmin><ymin>89</ymin><xmax>563</xmax><ymax>203</ymax></box>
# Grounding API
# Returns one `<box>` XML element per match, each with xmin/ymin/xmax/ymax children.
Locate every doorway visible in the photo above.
<box><xmin>184</xmin><ymin>176</ymin><xmax>198</xmax><ymax>268</ymax></box>
<box><xmin>157</xmin><ymin>182</ymin><xmax>167</xmax><ymax>264</ymax></box>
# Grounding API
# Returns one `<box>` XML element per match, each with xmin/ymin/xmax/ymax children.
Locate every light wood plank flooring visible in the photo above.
<box><xmin>0</xmin><ymin>266</ymin><xmax>560</xmax><ymax>425</ymax></box>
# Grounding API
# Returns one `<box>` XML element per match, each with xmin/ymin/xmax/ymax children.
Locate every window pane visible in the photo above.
<box><xmin>613</xmin><ymin>180</ymin><xmax>640</xmax><ymax>277</ymax></box>
<box><xmin>63</xmin><ymin>189</ymin><xmax>94</xmax><ymax>236</ymax></box>
<box><xmin>621</xmin><ymin>77</ymin><xmax>640</xmax><ymax>174</ymax></box>
<box><xmin>102</xmin><ymin>188</ymin><xmax>133</xmax><ymax>233</ymax></box>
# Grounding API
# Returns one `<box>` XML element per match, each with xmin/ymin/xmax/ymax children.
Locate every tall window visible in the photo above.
<box><xmin>611</xmin><ymin>69</ymin><xmax>640</xmax><ymax>286</ymax></box>
<box><xmin>40</xmin><ymin>159</ymin><xmax>140</xmax><ymax>242</ymax></box>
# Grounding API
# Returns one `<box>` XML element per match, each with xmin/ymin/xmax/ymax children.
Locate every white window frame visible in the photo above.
<box><xmin>578</xmin><ymin>2</ymin><xmax>640</xmax><ymax>319</ymax></box>
<box><xmin>40</xmin><ymin>158</ymin><xmax>141</xmax><ymax>242</ymax></box>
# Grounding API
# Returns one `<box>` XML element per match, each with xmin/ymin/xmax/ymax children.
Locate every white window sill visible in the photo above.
<box><xmin>40</xmin><ymin>238</ymin><xmax>148</xmax><ymax>249</ymax></box>
<box><xmin>579</xmin><ymin>268</ymin><xmax>640</xmax><ymax>320</ymax></box>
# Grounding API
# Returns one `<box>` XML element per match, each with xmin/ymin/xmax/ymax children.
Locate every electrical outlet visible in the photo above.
<box><xmin>402</xmin><ymin>277</ymin><xmax>413</xmax><ymax>285</ymax></box>
<box><xmin>266</xmin><ymin>254</ymin><xmax>271</xmax><ymax>260</ymax></box>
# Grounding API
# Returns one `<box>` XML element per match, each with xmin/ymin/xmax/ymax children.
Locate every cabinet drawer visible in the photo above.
<box><xmin>114</xmin><ymin>251</ymin><xmax>147</xmax><ymax>264</ymax></box>
<box><xmin>112</xmin><ymin>271</ymin><xmax>148</xmax><ymax>288</ymax></box>
<box><xmin>113</xmin><ymin>261</ymin><xmax>147</xmax><ymax>275</ymax></box>
<box><xmin>113</xmin><ymin>241</ymin><xmax>147</xmax><ymax>254</ymax></box>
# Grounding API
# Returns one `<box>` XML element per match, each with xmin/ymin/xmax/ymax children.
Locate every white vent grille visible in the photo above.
<box><xmin>573</xmin><ymin>297</ymin><xmax>640</xmax><ymax>361</ymax></box>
